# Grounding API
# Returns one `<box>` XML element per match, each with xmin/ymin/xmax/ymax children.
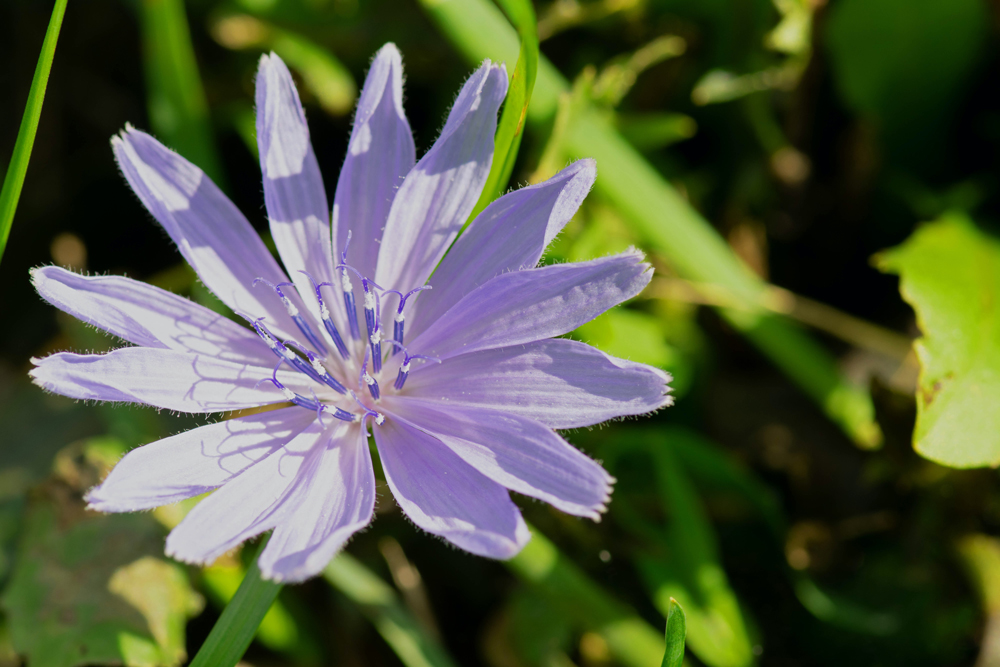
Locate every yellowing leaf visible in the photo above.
<box><xmin>877</xmin><ymin>213</ymin><xmax>1000</xmax><ymax>467</ymax></box>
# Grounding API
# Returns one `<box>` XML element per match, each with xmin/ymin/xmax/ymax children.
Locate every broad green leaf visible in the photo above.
<box><xmin>466</xmin><ymin>0</ymin><xmax>538</xmax><ymax>223</ymax></box>
<box><xmin>958</xmin><ymin>534</ymin><xmax>1000</xmax><ymax>614</ymax></box>
<box><xmin>876</xmin><ymin>214</ymin><xmax>1000</xmax><ymax>467</ymax></box>
<box><xmin>420</xmin><ymin>0</ymin><xmax>881</xmax><ymax>448</ymax></box>
<box><xmin>662</xmin><ymin>598</ymin><xmax>687</xmax><ymax>667</ymax></box>
<box><xmin>507</xmin><ymin>526</ymin><xmax>666</xmax><ymax>667</ymax></box>
<box><xmin>0</xmin><ymin>476</ymin><xmax>203</xmax><ymax>667</ymax></box>
<box><xmin>576</xmin><ymin>308</ymin><xmax>679</xmax><ymax>369</ymax></box>
<box><xmin>0</xmin><ymin>0</ymin><xmax>68</xmax><ymax>264</ymax></box>
<box><xmin>139</xmin><ymin>0</ymin><xmax>224</xmax><ymax>184</ymax></box>
<box><xmin>325</xmin><ymin>554</ymin><xmax>457</xmax><ymax>667</ymax></box>
<box><xmin>188</xmin><ymin>541</ymin><xmax>282</xmax><ymax>667</ymax></box>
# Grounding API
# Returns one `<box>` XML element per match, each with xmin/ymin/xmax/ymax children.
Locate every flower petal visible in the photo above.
<box><xmin>112</xmin><ymin>127</ymin><xmax>304</xmax><ymax>341</ymax></box>
<box><xmin>409</xmin><ymin>159</ymin><xmax>595</xmax><ymax>339</ymax></box>
<box><xmin>407</xmin><ymin>249</ymin><xmax>651</xmax><ymax>360</ymax></box>
<box><xmin>30</xmin><ymin>348</ymin><xmax>307</xmax><ymax>413</ymax></box>
<box><xmin>86</xmin><ymin>407</ymin><xmax>317</xmax><ymax>512</ymax></box>
<box><xmin>374</xmin><ymin>416</ymin><xmax>529</xmax><ymax>559</ymax></box>
<box><xmin>165</xmin><ymin>418</ymin><xmax>332</xmax><ymax>565</ymax></box>
<box><xmin>333</xmin><ymin>43</ymin><xmax>415</xmax><ymax>285</ymax></box>
<box><xmin>32</xmin><ymin>266</ymin><xmax>273</xmax><ymax>367</ymax></box>
<box><xmin>256</xmin><ymin>54</ymin><xmax>337</xmax><ymax>330</ymax></box>
<box><xmin>406</xmin><ymin>338</ymin><xmax>672</xmax><ymax>428</ymax></box>
<box><xmin>259</xmin><ymin>423</ymin><xmax>375</xmax><ymax>582</ymax></box>
<box><xmin>382</xmin><ymin>398</ymin><xmax>613</xmax><ymax>520</ymax></box>
<box><xmin>375</xmin><ymin>61</ymin><xmax>508</xmax><ymax>294</ymax></box>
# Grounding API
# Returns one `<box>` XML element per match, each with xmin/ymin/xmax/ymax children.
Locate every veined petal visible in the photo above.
<box><xmin>406</xmin><ymin>338</ymin><xmax>672</xmax><ymax>428</ymax></box>
<box><xmin>409</xmin><ymin>160</ymin><xmax>596</xmax><ymax>338</ymax></box>
<box><xmin>375</xmin><ymin>416</ymin><xmax>529</xmax><ymax>559</ymax></box>
<box><xmin>86</xmin><ymin>407</ymin><xmax>317</xmax><ymax>512</ymax></box>
<box><xmin>259</xmin><ymin>422</ymin><xmax>375</xmax><ymax>582</ymax></box>
<box><xmin>382</xmin><ymin>398</ymin><xmax>613</xmax><ymax>520</ymax></box>
<box><xmin>30</xmin><ymin>348</ymin><xmax>308</xmax><ymax>413</ymax></box>
<box><xmin>256</xmin><ymin>54</ymin><xmax>337</xmax><ymax>333</ymax></box>
<box><xmin>32</xmin><ymin>266</ymin><xmax>273</xmax><ymax>367</ymax></box>
<box><xmin>407</xmin><ymin>249</ymin><xmax>651</xmax><ymax>360</ymax></box>
<box><xmin>375</xmin><ymin>61</ymin><xmax>508</xmax><ymax>294</ymax></box>
<box><xmin>165</xmin><ymin>418</ymin><xmax>332</xmax><ymax>565</ymax></box>
<box><xmin>333</xmin><ymin>43</ymin><xmax>415</xmax><ymax>285</ymax></box>
<box><xmin>112</xmin><ymin>127</ymin><xmax>305</xmax><ymax>342</ymax></box>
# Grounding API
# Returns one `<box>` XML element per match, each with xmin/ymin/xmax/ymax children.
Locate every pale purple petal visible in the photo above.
<box><xmin>374</xmin><ymin>416</ymin><xmax>529</xmax><ymax>558</ymax></box>
<box><xmin>86</xmin><ymin>407</ymin><xmax>317</xmax><ymax>512</ymax></box>
<box><xmin>407</xmin><ymin>249</ymin><xmax>651</xmax><ymax>360</ymax></box>
<box><xmin>256</xmin><ymin>54</ymin><xmax>337</xmax><ymax>330</ymax></box>
<box><xmin>112</xmin><ymin>127</ymin><xmax>305</xmax><ymax>342</ymax></box>
<box><xmin>165</xmin><ymin>419</ymin><xmax>332</xmax><ymax>565</ymax></box>
<box><xmin>409</xmin><ymin>159</ymin><xmax>596</xmax><ymax>338</ymax></box>
<box><xmin>333</xmin><ymin>43</ymin><xmax>415</xmax><ymax>285</ymax></box>
<box><xmin>259</xmin><ymin>423</ymin><xmax>375</xmax><ymax>582</ymax></box>
<box><xmin>382</xmin><ymin>398</ymin><xmax>613</xmax><ymax>519</ymax></box>
<box><xmin>32</xmin><ymin>266</ymin><xmax>273</xmax><ymax>367</ymax></box>
<box><xmin>406</xmin><ymin>338</ymin><xmax>672</xmax><ymax>428</ymax></box>
<box><xmin>30</xmin><ymin>348</ymin><xmax>307</xmax><ymax>413</ymax></box>
<box><xmin>375</xmin><ymin>61</ymin><xmax>508</xmax><ymax>294</ymax></box>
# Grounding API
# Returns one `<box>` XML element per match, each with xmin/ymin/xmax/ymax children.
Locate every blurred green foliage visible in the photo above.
<box><xmin>4</xmin><ymin>0</ymin><xmax>1000</xmax><ymax>665</ymax></box>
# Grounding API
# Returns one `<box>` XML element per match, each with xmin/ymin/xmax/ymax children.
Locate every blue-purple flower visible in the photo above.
<box><xmin>29</xmin><ymin>45</ymin><xmax>671</xmax><ymax>582</ymax></box>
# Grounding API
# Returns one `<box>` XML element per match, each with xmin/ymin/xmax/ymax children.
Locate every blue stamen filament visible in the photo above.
<box><xmin>252</xmin><ymin>279</ymin><xmax>329</xmax><ymax>356</ymax></box>
<box><xmin>391</xmin><ymin>342</ymin><xmax>441</xmax><ymax>390</ymax></box>
<box><xmin>382</xmin><ymin>285</ymin><xmax>432</xmax><ymax>353</ymax></box>
<box><xmin>298</xmin><ymin>271</ymin><xmax>350</xmax><ymax>360</ymax></box>
<box><xmin>259</xmin><ymin>364</ymin><xmax>355</xmax><ymax>423</ymax></box>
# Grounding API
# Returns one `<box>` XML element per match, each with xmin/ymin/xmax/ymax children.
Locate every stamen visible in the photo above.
<box><xmin>259</xmin><ymin>363</ymin><xmax>355</xmax><ymax>422</ymax></box>
<box><xmin>382</xmin><ymin>285</ymin><xmax>432</xmax><ymax>352</ymax></box>
<box><xmin>364</xmin><ymin>287</ymin><xmax>383</xmax><ymax>373</ymax></box>
<box><xmin>390</xmin><ymin>343</ymin><xmax>442</xmax><ymax>390</ymax></box>
<box><xmin>252</xmin><ymin>278</ymin><xmax>328</xmax><ymax>356</ymax></box>
<box><xmin>242</xmin><ymin>315</ymin><xmax>327</xmax><ymax>386</ymax></box>
<box><xmin>360</xmin><ymin>350</ymin><xmax>381</xmax><ymax>400</ymax></box>
<box><xmin>298</xmin><ymin>271</ymin><xmax>350</xmax><ymax>359</ymax></box>
<box><xmin>349</xmin><ymin>390</ymin><xmax>384</xmax><ymax>428</ymax></box>
<box><xmin>284</xmin><ymin>340</ymin><xmax>347</xmax><ymax>394</ymax></box>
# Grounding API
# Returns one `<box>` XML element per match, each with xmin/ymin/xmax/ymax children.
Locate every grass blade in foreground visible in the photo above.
<box><xmin>0</xmin><ymin>0</ymin><xmax>68</xmax><ymax>264</ymax></box>
<box><xmin>188</xmin><ymin>543</ymin><xmax>282</xmax><ymax>667</ymax></box>
<box><xmin>420</xmin><ymin>0</ymin><xmax>881</xmax><ymax>448</ymax></box>
<box><xmin>662</xmin><ymin>598</ymin><xmax>687</xmax><ymax>667</ymax></box>
<box><xmin>467</xmin><ymin>0</ymin><xmax>538</xmax><ymax>222</ymax></box>
<box><xmin>325</xmin><ymin>554</ymin><xmax>458</xmax><ymax>667</ymax></box>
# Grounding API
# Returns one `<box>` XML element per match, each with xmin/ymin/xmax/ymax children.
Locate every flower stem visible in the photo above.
<box><xmin>189</xmin><ymin>540</ymin><xmax>282</xmax><ymax>667</ymax></box>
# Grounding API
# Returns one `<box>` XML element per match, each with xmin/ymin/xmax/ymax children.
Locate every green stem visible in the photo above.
<box><xmin>0</xmin><ymin>0</ymin><xmax>68</xmax><ymax>264</ymax></box>
<box><xmin>188</xmin><ymin>541</ymin><xmax>283</xmax><ymax>667</ymax></box>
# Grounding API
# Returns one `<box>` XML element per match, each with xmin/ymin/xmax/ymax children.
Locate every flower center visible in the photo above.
<box><xmin>244</xmin><ymin>240</ymin><xmax>438</xmax><ymax>427</ymax></box>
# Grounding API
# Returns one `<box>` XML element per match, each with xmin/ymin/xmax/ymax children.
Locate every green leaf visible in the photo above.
<box><xmin>876</xmin><ymin>214</ymin><xmax>1000</xmax><ymax>467</ymax></box>
<box><xmin>324</xmin><ymin>554</ymin><xmax>457</xmax><ymax>667</ymax></box>
<box><xmin>575</xmin><ymin>308</ymin><xmax>679</xmax><ymax>369</ymax></box>
<box><xmin>662</xmin><ymin>598</ymin><xmax>687</xmax><ymax>667</ymax></box>
<box><xmin>139</xmin><ymin>0</ymin><xmax>225</xmax><ymax>185</ymax></box>
<box><xmin>419</xmin><ymin>0</ymin><xmax>882</xmax><ymax>448</ymax></box>
<box><xmin>0</xmin><ymin>0</ymin><xmax>68</xmax><ymax>264</ymax></box>
<box><xmin>188</xmin><ymin>541</ymin><xmax>282</xmax><ymax>667</ymax></box>
<box><xmin>466</xmin><ymin>0</ymin><xmax>538</xmax><ymax>223</ymax></box>
<box><xmin>506</xmin><ymin>526</ymin><xmax>666</xmax><ymax>667</ymax></box>
<box><xmin>0</xmin><ymin>479</ymin><xmax>203</xmax><ymax>667</ymax></box>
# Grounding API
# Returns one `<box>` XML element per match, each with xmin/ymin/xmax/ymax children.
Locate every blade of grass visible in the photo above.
<box><xmin>188</xmin><ymin>541</ymin><xmax>282</xmax><ymax>667</ymax></box>
<box><xmin>139</xmin><ymin>0</ymin><xmax>225</xmax><ymax>185</ymax></box>
<box><xmin>466</xmin><ymin>0</ymin><xmax>538</xmax><ymax>222</ymax></box>
<box><xmin>662</xmin><ymin>598</ymin><xmax>687</xmax><ymax>667</ymax></box>
<box><xmin>0</xmin><ymin>0</ymin><xmax>68</xmax><ymax>264</ymax></box>
<box><xmin>324</xmin><ymin>554</ymin><xmax>458</xmax><ymax>667</ymax></box>
<box><xmin>507</xmin><ymin>526</ymin><xmax>666</xmax><ymax>667</ymax></box>
<box><xmin>419</xmin><ymin>0</ymin><xmax>881</xmax><ymax>448</ymax></box>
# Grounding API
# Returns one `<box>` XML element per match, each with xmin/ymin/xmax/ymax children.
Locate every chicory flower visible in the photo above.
<box><xmin>29</xmin><ymin>45</ymin><xmax>671</xmax><ymax>582</ymax></box>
